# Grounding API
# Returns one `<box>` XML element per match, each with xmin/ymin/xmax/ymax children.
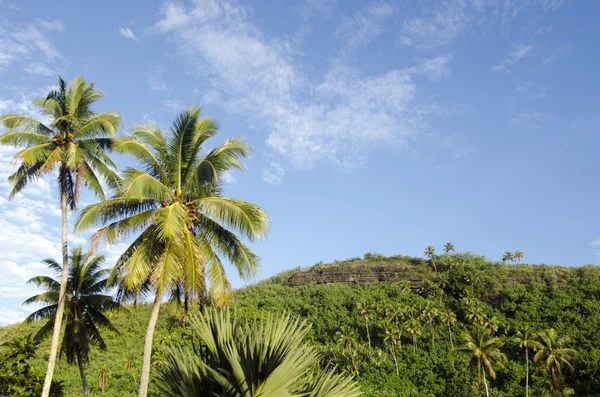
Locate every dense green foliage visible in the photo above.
<box><xmin>2</xmin><ymin>252</ymin><xmax>600</xmax><ymax>396</ymax></box>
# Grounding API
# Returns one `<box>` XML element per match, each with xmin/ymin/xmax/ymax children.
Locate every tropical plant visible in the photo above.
<box><xmin>444</xmin><ymin>242</ymin><xmax>455</xmax><ymax>255</ymax></box>
<box><xmin>74</xmin><ymin>107</ymin><xmax>269</xmax><ymax>397</ymax></box>
<box><xmin>502</xmin><ymin>252</ymin><xmax>515</xmax><ymax>264</ymax></box>
<box><xmin>459</xmin><ymin>325</ymin><xmax>507</xmax><ymax>397</ymax></box>
<box><xmin>155</xmin><ymin>310</ymin><xmax>361</xmax><ymax>397</ymax></box>
<box><xmin>126</xmin><ymin>353</ymin><xmax>138</xmax><ymax>385</ymax></box>
<box><xmin>483</xmin><ymin>315</ymin><xmax>501</xmax><ymax>335</ymax></box>
<box><xmin>534</xmin><ymin>329</ymin><xmax>578</xmax><ymax>394</ymax></box>
<box><xmin>356</xmin><ymin>301</ymin><xmax>373</xmax><ymax>348</ymax></box>
<box><xmin>440</xmin><ymin>308</ymin><xmax>457</xmax><ymax>350</ymax></box>
<box><xmin>0</xmin><ymin>76</ymin><xmax>121</xmax><ymax>396</ymax></box>
<box><xmin>97</xmin><ymin>366</ymin><xmax>110</xmax><ymax>393</ymax></box>
<box><xmin>514</xmin><ymin>251</ymin><xmax>524</xmax><ymax>263</ymax></box>
<box><xmin>22</xmin><ymin>247</ymin><xmax>120</xmax><ymax>397</ymax></box>
<box><xmin>381</xmin><ymin>320</ymin><xmax>399</xmax><ymax>375</ymax></box>
<box><xmin>513</xmin><ymin>327</ymin><xmax>540</xmax><ymax>397</ymax></box>
<box><xmin>404</xmin><ymin>309</ymin><xmax>422</xmax><ymax>354</ymax></box>
<box><xmin>384</xmin><ymin>305</ymin><xmax>404</xmax><ymax>348</ymax></box>
<box><xmin>424</xmin><ymin>246</ymin><xmax>437</xmax><ymax>273</ymax></box>
<box><xmin>420</xmin><ymin>302</ymin><xmax>439</xmax><ymax>351</ymax></box>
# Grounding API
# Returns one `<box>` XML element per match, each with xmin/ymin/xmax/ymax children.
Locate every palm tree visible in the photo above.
<box><xmin>440</xmin><ymin>308</ymin><xmax>457</xmax><ymax>350</ymax></box>
<box><xmin>22</xmin><ymin>247</ymin><xmax>120</xmax><ymax>397</ymax></box>
<box><xmin>502</xmin><ymin>252</ymin><xmax>514</xmax><ymax>264</ymax></box>
<box><xmin>75</xmin><ymin>107</ymin><xmax>269</xmax><ymax>397</ymax></box>
<box><xmin>513</xmin><ymin>327</ymin><xmax>540</xmax><ymax>397</ymax></box>
<box><xmin>97</xmin><ymin>366</ymin><xmax>110</xmax><ymax>393</ymax></box>
<box><xmin>514</xmin><ymin>251</ymin><xmax>524</xmax><ymax>263</ymax></box>
<box><xmin>0</xmin><ymin>76</ymin><xmax>120</xmax><ymax>396</ymax></box>
<box><xmin>459</xmin><ymin>326</ymin><xmax>507</xmax><ymax>397</ymax></box>
<box><xmin>156</xmin><ymin>311</ymin><xmax>361</xmax><ymax>397</ymax></box>
<box><xmin>356</xmin><ymin>301</ymin><xmax>373</xmax><ymax>348</ymax></box>
<box><xmin>126</xmin><ymin>353</ymin><xmax>138</xmax><ymax>385</ymax></box>
<box><xmin>483</xmin><ymin>315</ymin><xmax>501</xmax><ymax>335</ymax></box>
<box><xmin>534</xmin><ymin>329</ymin><xmax>578</xmax><ymax>394</ymax></box>
<box><xmin>421</xmin><ymin>302</ymin><xmax>439</xmax><ymax>351</ymax></box>
<box><xmin>424</xmin><ymin>246</ymin><xmax>437</xmax><ymax>273</ymax></box>
<box><xmin>382</xmin><ymin>320</ymin><xmax>399</xmax><ymax>375</ymax></box>
<box><xmin>465</xmin><ymin>300</ymin><xmax>486</xmax><ymax>326</ymax></box>
<box><xmin>444</xmin><ymin>242</ymin><xmax>455</xmax><ymax>255</ymax></box>
<box><xmin>336</xmin><ymin>326</ymin><xmax>358</xmax><ymax>373</ymax></box>
<box><xmin>404</xmin><ymin>309</ymin><xmax>422</xmax><ymax>354</ymax></box>
<box><xmin>385</xmin><ymin>305</ymin><xmax>404</xmax><ymax>348</ymax></box>
<box><xmin>437</xmin><ymin>271</ymin><xmax>450</xmax><ymax>304</ymax></box>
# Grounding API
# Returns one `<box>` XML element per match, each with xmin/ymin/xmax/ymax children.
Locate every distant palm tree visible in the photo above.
<box><xmin>126</xmin><ymin>353</ymin><xmax>138</xmax><ymax>385</ymax></box>
<box><xmin>382</xmin><ymin>320</ymin><xmax>400</xmax><ymax>375</ymax></box>
<box><xmin>459</xmin><ymin>326</ymin><xmax>507</xmax><ymax>397</ymax></box>
<box><xmin>465</xmin><ymin>299</ymin><xmax>487</xmax><ymax>326</ymax></box>
<box><xmin>534</xmin><ymin>329</ymin><xmax>578</xmax><ymax>394</ymax></box>
<box><xmin>424</xmin><ymin>246</ymin><xmax>437</xmax><ymax>273</ymax></box>
<box><xmin>156</xmin><ymin>311</ymin><xmax>361</xmax><ymax>397</ymax></box>
<box><xmin>356</xmin><ymin>301</ymin><xmax>373</xmax><ymax>348</ymax></box>
<box><xmin>502</xmin><ymin>252</ymin><xmax>515</xmax><ymax>264</ymax></box>
<box><xmin>444</xmin><ymin>242</ymin><xmax>455</xmax><ymax>255</ymax></box>
<box><xmin>440</xmin><ymin>308</ymin><xmax>457</xmax><ymax>350</ymax></box>
<box><xmin>23</xmin><ymin>248</ymin><xmax>120</xmax><ymax>397</ymax></box>
<box><xmin>385</xmin><ymin>305</ymin><xmax>405</xmax><ymax>348</ymax></box>
<box><xmin>437</xmin><ymin>271</ymin><xmax>450</xmax><ymax>304</ymax></box>
<box><xmin>483</xmin><ymin>315</ymin><xmax>501</xmax><ymax>335</ymax></box>
<box><xmin>97</xmin><ymin>366</ymin><xmax>110</xmax><ymax>393</ymax></box>
<box><xmin>421</xmin><ymin>302</ymin><xmax>440</xmax><ymax>351</ymax></box>
<box><xmin>404</xmin><ymin>309</ymin><xmax>422</xmax><ymax>354</ymax></box>
<box><xmin>75</xmin><ymin>107</ymin><xmax>269</xmax><ymax>397</ymax></box>
<box><xmin>0</xmin><ymin>76</ymin><xmax>120</xmax><ymax>397</ymax></box>
<box><xmin>336</xmin><ymin>325</ymin><xmax>359</xmax><ymax>373</ymax></box>
<box><xmin>513</xmin><ymin>327</ymin><xmax>540</xmax><ymax>397</ymax></box>
<box><xmin>514</xmin><ymin>251</ymin><xmax>524</xmax><ymax>263</ymax></box>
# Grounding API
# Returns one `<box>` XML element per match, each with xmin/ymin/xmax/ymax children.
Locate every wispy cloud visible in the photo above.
<box><xmin>119</xmin><ymin>27</ymin><xmax>138</xmax><ymax>41</ymax></box>
<box><xmin>408</xmin><ymin>54</ymin><xmax>453</xmax><ymax>81</ymax></box>
<box><xmin>516</xmin><ymin>82</ymin><xmax>548</xmax><ymax>99</ymax></box>
<box><xmin>335</xmin><ymin>3</ymin><xmax>394</xmax><ymax>57</ymax></box>
<box><xmin>542</xmin><ymin>46</ymin><xmax>569</xmax><ymax>65</ymax></box>
<box><xmin>263</xmin><ymin>160</ymin><xmax>285</xmax><ymax>185</ymax></box>
<box><xmin>591</xmin><ymin>237</ymin><xmax>600</xmax><ymax>247</ymax></box>
<box><xmin>153</xmin><ymin>0</ymin><xmax>444</xmax><ymax>180</ymax></box>
<box><xmin>492</xmin><ymin>44</ymin><xmax>536</xmax><ymax>73</ymax></box>
<box><xmin>510</xmin><ymin>111</ymin><xmax>556</xmax><ymax>129</ymax></box>
<box><xmin>161</xmin><ymin>99</ymin><xmax>185</xmax><ymax>112</ymax></box>
<box><xmin>147</xmin><ymin>64</ymin><xmax>168</xmax><ymax>91</ymax></box>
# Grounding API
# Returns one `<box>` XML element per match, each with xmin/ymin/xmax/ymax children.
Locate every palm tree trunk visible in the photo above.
<box><xmin>41</xmin><ymin>187</ymin><xmax>69</xmax><ymax>397</ymax></box>
<box><xmin>525</xmin><ymin>348</ymin><xmax>529</xmax><ymax>397</ymax></box>
<box><xmin>430</xmin><ymin>320</ymin><xmax>435</xmax><ymax>351</ymax></box>
<box><xmin>139</xmin><ymin>290</ymin><xmax>164</xmax><ymax>397</ymax></box>
<box><xmin>365</xmin><ymin>317</ymin><xmax>371</xmax><ymax>348</ymax></box>
<box><xmin>390</xmin><ymin>346</ymin><xmax>399</xmax><ymax>375</ymax></box>
<box><xmin>76</xmin><ymin>347</ymin><xmax>89</xmax><ymax>397</ymax></box>
<box><xmin>483</xmin><ymin>370</ymin><xmax>489</xmax><ymax>397</ymax></box>
<box><xmin>449</xmin><ymin>326</ymin><xmax>454</xmax><ymax>350</ymax></box>
<box><xmin>413</xmin><ymin>335</ymin><xmax>417</xmax><ymax>354</ymax></box>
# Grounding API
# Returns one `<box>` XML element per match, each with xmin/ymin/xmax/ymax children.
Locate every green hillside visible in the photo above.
<box><xmin>2</xmin><ymin>252</ymin><xmax>600</xmax><ymax>396</ymax></box>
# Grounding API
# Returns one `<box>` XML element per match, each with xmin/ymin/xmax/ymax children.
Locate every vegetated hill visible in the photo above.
<box><xmin>2</xmin><ymin>252</ymin><xmax>600</xmax><ymax>397</ymax></box>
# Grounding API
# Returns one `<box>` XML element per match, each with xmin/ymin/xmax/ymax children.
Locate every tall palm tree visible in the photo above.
<box><xmin>483</xmin><ymin>315</ymin><xmax>501</xmax><ymax>335</ymax></box>
<box><xmin>156</xmin><ymin>311</ymin><xmax>361</xmax><ymax>397</ymax></box>
<box><xmin>443</xmin><ymin>242</ymin><xmax>455</xmax><ymax>255</ymax></box>
<box><xmin>74</xmin><ymin>107</ymin><xmax>269</xmax><ymax>397</ymax></box>
<box><xmin>0</xmin><ymin>76</ymin><xmax>120</xmax><ymax>397</ymax></box>
<box><xmin>404</xmin><ymin>309</ymin><xmax>422</xmax><ymax>354</ymax></box>
<box><xmin>502</xmin><ymin>252</ymin><xmax>514</xmax><ymax>264</ymax></box>
<box><xmin>459</xmin><ymin>326</ymin><xmax>507</xmax><ymax>397</ymax></box>
<box><xmin>356</xmin><ymin>301</ymin><xmax>373</xmax><ymax>348</ymax></box>
<box><xmin>424</xmin><ymin>246</ymin><xmax>437</xmax><ymax>273</ymax></box>
<box><xmin>440</xmin><ymin>308</ymin><xmax>457</xmax><ymax>350</ymax></box>
<box><xmin>513</xmin><ymin>327</ymin><xmax>540</xmax><ymax>397</ymax></box>
<box><xmin>336</xmin><ymin>325</ymin><xmax>359</xmax><ymax>372</ymax></box>
<box><xmin>381</xmin><ymin>320</ymin><xmax>399</xmax><ymax>375</ymax></box>
<box><xmin>385</xmin><ymin>305</ymin><xmax>404</xmax><ymax>348</ymax></box>
<box><xmin>514</xmin><ymin>251</ymin><xmax>524</xmax><ymax>263</ymax></box>
<box><xmin>22</xmin><ymin>247</ymin><xmax>120</xmax><ymax>397</ymax></box>
<box><xmin>421</xmin><ymin>302</ymin><xmax>440</xmax><ymax>351</ymax></box>
<box><xmin>534</xmin><ymin>329</ymin><xmax>578</xmax><ymax>394</ymax></box>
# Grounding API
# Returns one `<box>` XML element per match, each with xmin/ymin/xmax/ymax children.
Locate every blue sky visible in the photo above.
<box><xmin>1</xmin><ymin>0</ymin><xmax>599</xmax><ymax>325</ymax></box>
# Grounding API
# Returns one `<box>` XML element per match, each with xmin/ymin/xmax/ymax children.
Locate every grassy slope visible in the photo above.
<box><xmin>2</xmin><ymin>253</ymin><xmax>599</xmax><ymax>396</ymax></box>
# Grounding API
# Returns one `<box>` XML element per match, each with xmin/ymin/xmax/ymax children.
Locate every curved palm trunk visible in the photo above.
<box><xmin>413</xmin><ymin>335</ymin><xmax>417</xmax><ymax>354</ymax></box>
<box><xmin>139</xmin><ymin>290</ymin><xmax>164</xmax><ymax>397</ymax></box>
<box><xmin>483</xmin><ymin>370</ymin><xmax>489</xmax><ymax>397</ymax></box>
<box><xmin>41</xmin><ymin>188</ymin><xmax>69</xmax><ymax>397</ymax></box>
<box><xmin>525</xmin><ymin>348</ymin><xmax>529</xmax><ymax>397</ymax></box>
<box><xmin>430</xmin><ymin>320</ymin><xmax>435</xmax><ymax>351</ymax></box>
<box><xmin>390</xmin><ymin>346</ymin><xmax>399</xmax><ymax>375</ymax></box>
<box><xmin>448</xmin><ymin>325</ymin><xmax>454</xmax><ymax>350</ymax></box>
<box><xmin>76</xmin><ymin>347</ymin><xmax>89</xmax><ymax>397</ymax></box>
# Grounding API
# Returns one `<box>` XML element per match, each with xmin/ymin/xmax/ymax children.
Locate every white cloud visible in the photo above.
<box><xmin>119</xmin><ymin>27</ymin><xmax>138</xmax><ymax>41</ymax></box>
<box><xmin>591</xmin><ymin>237</ymin><xmax>600</xmax><ymax>247</ymax></box>
<box><xmin>492</xmin><ymin>44</ymin><xmax>536</xmax><ymax>73</ymax></box>
<box><xmin>335</xmin><ymin>3</ymin><xmax>394</xmax><ymax>56</ymax></box>
<box><xmin>161</xmin><ymin>99</ymin><xmax>185</xmax><ymax>112</ymax></box>
<box><xmin>263</xmin><ymin>160</ymin><xmax>285</xmax><ymax>185</ymax></box>
<box><xmin>510</xmin><ymin>111</ymin><xmax>556</xmax><ymax>129</ymax></box>
<box><xmin>516</xmin><ymin>82</ymin><xmax>548</xmax><ymax>99</ymax></box>
<box><xmin>221</xmin><ymin>170</ymin><xmax>237</xmax><ymax>184</ymax></box>
<box><xmin>148</xmin><ymin>64</ymin><xmax>168</xmax><ymax>91</ymax></box>
<box><xmin>153</xmin><ymin>0</ymin><xmax>438</xmax><ymax>178</ymax></box>
<box><xmin>24</xmin><ymin>61</ymin><xmax>61</xmax><ymax>76</ymax></box>
<box><xmin>408</xmin><ymin>54</ymin><xmax>453</xmax><ymax>81</ymax></box>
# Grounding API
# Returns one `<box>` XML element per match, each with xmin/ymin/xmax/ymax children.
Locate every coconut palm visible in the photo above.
<box><xmin>22</xmin><ymin>247</ymin><xmax>120</xmax><ymax>397</ymax></box>
<box><xmin>97</xmin><ymin>366</ymin><xmax>110</xmax><ymax>393</ymax></box>
<box><xmin>465</xmin><ymin>300</ymin><xmax>487</xmax><ymax>326</ymax></box>
<box><xmin>155</xmin><ymin>310</ymin><xmax>361</xmax><ymax>397</ymax></box>
<box><xmin>404</xmin><ymin>309</ymin><xmax>422</xmax><ymax>354</ymax></box>
<box><xmin>421</xmin><ymin>302</ymin><xmax>440</xmax><ymax>351</ymax></box>
<box><xmin>0</xmin><ymin>76</ymin><xmax>120</xmax><ymax>396</ymax></box>
<box><xmin>483</xmin><ymin>315</ymin><xmax>501</xmax><ymax>335</ymax></box>
<box><xmin>381</xmin><ymin>320</ymin><xmax>399</xmax><ymax>375</ymax></box>
<box><xmin>440</xmin><ymin>308</ymin><xmax>457</xmax><ymax>350</ymax></box>
<box><xmin>459</xmin><ymin>326</ymin><xmax>507</xmax><ymax>397</ymax></box>
<box><xmin>356</xmin><ymin>301</ymin><xmax>373</xmax><ymax>348</ymax></box>
<box><xmin>502</xmin><ymin>252</ymin><xmax>514</xmax><ymax>264</ymax></box>
<box><xmin>534</xmin><ymin>329</ymin><xmax>578</xmax><ymax>394</ymax></box>
<box><xmin>336</xmin><ymin>326</ymin><xmax>359</xmax><ymax>373</ymax></box>
<box><xmin>444</xmin><ymin>242</ymin><xmax>455</xmax><ymax>255</ymax></box>
<box><xmin>75</xmin><ymin>107</ymin><xmax>269</xmax><ymax>397</ymax></box>
<box><xmin>424</xmin><ymin>246</ymin><xmax>437</xmax><ymax>273</ymax></box>
<box><xmin>513</xmin><ymin>327</ymin><xmax>540</xmax><ymax>397</ymax></box>
<box><xmin>385</xmin><ymin>305</ymin><xmax>404</xmax><ymax>348</ymax></box>
<box><xmin>514</xmin><ymin>251</ymin><xmax>524</xmax><ymax>263</ymax></box>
